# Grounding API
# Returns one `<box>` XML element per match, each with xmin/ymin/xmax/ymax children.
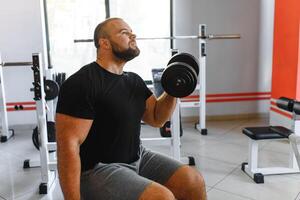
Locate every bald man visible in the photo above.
<box><xmin>56</xmin><ymin>17</ymin><xmax>207</xmax><ymax>200</ymax></box>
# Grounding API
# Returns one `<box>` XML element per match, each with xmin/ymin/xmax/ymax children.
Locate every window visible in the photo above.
<box><xmin>109</xmin><ymin>0</ymin><xmax>171</xmax><ymax>80</ymax></box>
<box><xmin>46</xmin><ymin>0</ymin><xmax>106</xmax><ymax>75</ymax></box>
<box><xmin>46</xmin><ymin>0</ymin><xmax>171</xmax><ymax>80</ymax></box>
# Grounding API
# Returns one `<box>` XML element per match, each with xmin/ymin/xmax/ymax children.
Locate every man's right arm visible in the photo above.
<box><xmin>56</xmin><ymin>113</ymin><xmax>93</xmax><ymax>200</ymax></box>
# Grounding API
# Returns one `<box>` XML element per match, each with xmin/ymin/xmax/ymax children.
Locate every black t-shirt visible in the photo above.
<box><xmin>56</xmin><ymin>62</ymin><xmax>152</xmax><ymax>172</ymax></box>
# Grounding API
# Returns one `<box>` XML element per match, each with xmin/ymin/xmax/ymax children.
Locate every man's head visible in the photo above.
<box><xmin>94</xmin><ymin>18</ymin><xmax>140</xmax><ymax>61</ymax></box>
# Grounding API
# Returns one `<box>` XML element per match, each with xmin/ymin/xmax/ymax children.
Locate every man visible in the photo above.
<box><xmin>56</xmin><ymin>17</ymin><xmax>207</xmax><ymax>200</ymax></box>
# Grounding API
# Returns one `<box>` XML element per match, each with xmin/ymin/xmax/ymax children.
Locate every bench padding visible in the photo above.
<box><xmin>243</xmin><ymin>126</ymin><xmax>291</xmax><ymax>140</ymax></box>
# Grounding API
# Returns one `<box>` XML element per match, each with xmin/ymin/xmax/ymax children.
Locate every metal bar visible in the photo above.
<box><xmin>74</xmin><ymin>39</ymin><xmax>93</xmax><ymax>43</ymax></box>
<box><xmin>42</xmin><ymin>0</ymin><xmax>53</xmax><ymax>69</ymax></box>
<box><xmin>1</xmin><ymin>62</ymin><xmax>32</xmax><ymax>67</ymax></box>
<box><xmin>74</xmin><ymin>34</ymin><xmax>241</xmax><ymax>43</ymax></box>
<box><xmin>105</xmin><ymin>0</ymin><xmax>110</xmax><ymax>19</ymax></box>
<box><xmin>170</xmin><ymin>0</ymin><xmax>175</xmax><ymax>49</ymax></box>
<box><xmin>206</xmin><ymin>34</ymin><xmax>241</xmax><ymax>40</ymax></box>
<box><xmin>137</xmin><ymin>36</ymin><xmax>200</xmax><ymax>40</ymax></box>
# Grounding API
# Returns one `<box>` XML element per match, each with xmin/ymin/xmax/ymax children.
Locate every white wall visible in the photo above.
<box><xmin>0</xmin><ymin>0</ymin><xmax>47</xmax><ymax>125</ymax></box>
<box><xmin>174</xmin><ymin>0</ymin><xmax>274</xmax><ymax>117</ymax></box>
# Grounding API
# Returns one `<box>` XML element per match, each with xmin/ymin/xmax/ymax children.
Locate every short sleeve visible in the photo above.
<box><xmin>135</xmin><ymin>73</ymin><xmax>153</xmax><ymax>100</ymax></box>
<box><xmin>56</xmin><ymin>75</ymin><xmax>95</xmax><ymax>119</ymax></box>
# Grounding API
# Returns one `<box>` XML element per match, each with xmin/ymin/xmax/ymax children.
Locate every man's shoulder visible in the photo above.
<box><xmin>126</xmin><ymin>71</ymin><xmax>143</xmax><ymax>80</ymax></box>
<box><xmin>74</xmin><ymin>62</ymin><xmax>98</xmax><ymax>76</ymax></box>
<box><xmin>62</xmin><ymin>62</ymin><xmax>98</xmax><ymax>88</ymax></box>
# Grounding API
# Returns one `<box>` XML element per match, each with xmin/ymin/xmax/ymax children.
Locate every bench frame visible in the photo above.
<box><xmin>242</xmin><ymin>132</ymin><xmax>300</xmax><ymax>183</ymax></box>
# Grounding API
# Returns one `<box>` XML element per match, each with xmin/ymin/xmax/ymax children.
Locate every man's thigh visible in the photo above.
<box><xmin>138</xmin><ymin>148</ymin><xmax>184</xmax><ymax>185</ymax></box>
<box><xmin>81</xmin><ymin>163</ymin><xmax>151</xmax><ymax>200</ymax></box>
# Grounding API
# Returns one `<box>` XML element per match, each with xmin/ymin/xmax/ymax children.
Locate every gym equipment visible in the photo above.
<box><xmin>0</xmin><ymin>55</ymin><xmax>32</xmax><ymax>142</ymax></box>
<box><xmin>0</xmin><ymin>55</ymin><xmax>11</xmax><ymax>142</ymax></box>
<box><xmin>151</xmin><ymin>68</ymin><xmax>183</xmax><ymax>137</ymax></box>
<box><xmin>1</xmin><ymin>61</ymin><xmax>33</xmax><ymax>66</ymax></box>
<box><xmin>276</xmin><ymin>97</ymin><xmax>294</xmax><ymax>111</ymax></box>
<box><xmin>241</xmin><ymin>97</ymin><xmax>300</xmax><ymax>183</ymax></box>
<box><xmin>32</xmin><ymin>121</ymin><xmax>56</xmax><ymax>151</ymax></box>
<box><xmin>74</xmin><ymin>24</ymin><xmax>241</xmax><ymax>135</ymax></box>
<box><xmin>141</xmin><ymin>50</ymin><xmax>195</xmax><ymax>166</ymax></box>
<box><xmin>74</xmin><ymin>34</ymin><xmax>241</xmax><ymax>43</ymax></box>
<box><xmin>141</xmin><ymin>97</ymin><xmax>195</xmax><ymax>166</ymax></box>
<box><xmin>55</xmin><ymin>72</ymin><xmax>66</xmax><ymax>87</ymax></box>
<box><xmin>161</xmin><ymin>53</ymin><xmax>199</xmax><ymax>98</ymax></box>
<box><xmin>23</xmin><ymin>53</ymin><xmax>57</xmax><ymax>194</ymax></box>
<box><xmin>44</xmin><ymin>79</ymin><xmax>59</xmax><ymax>100</ymax></box>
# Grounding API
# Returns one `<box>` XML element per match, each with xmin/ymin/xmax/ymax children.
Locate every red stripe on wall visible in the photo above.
<box><xmin>6</xmin><ymin>102</ymin><xmax>35</xmax><ymax>106</ymax></box>
<box><xmin>181</xmin><ymin>97</ymin><xmax>270</xmax><ymax>103</ymax></box>
<box><xmin>207</xmin><ymin>92</ymin><xmax>271</xmax><ymax>98</ymax></box>
<box><xmin>270</xmin><ymin>107</ymin><xmax>293</xmax><ymax>119</ymax></box>
<box><xmin>207</xmin><ymin>97</ymin><xmax>270</xmax><ymax>103</ymax></box>
<box><xmin>7</xmin><ymin>107</ymin><xmax>36</xmax><ymax>112</ymax></box>
<box><xmin>182</xmin><ymin>92</ymin><xmax>271</xmax><ymax>100</ymax></box>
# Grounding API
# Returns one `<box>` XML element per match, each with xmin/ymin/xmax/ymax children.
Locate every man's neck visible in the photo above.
<box><xmin>96</xmin><ymin>56</ymin><xmax>126</xmax><ymax>75</ymax></box>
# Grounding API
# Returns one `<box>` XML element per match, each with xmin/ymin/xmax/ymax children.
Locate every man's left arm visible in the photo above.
<box><xmin>142</xmin><ymin>92</ymin><xmax>177</xmax><ymax>127</ymax></box>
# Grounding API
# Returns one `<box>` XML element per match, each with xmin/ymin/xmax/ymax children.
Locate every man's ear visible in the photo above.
<box><xmin>99</xmin><ymin>38</ymin><xmax>111</xmax><ymax>50</ymax></box>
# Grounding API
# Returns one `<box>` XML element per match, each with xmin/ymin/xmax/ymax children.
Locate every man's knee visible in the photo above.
<box><xmin>139</xmin><ymin>182</ymin><xmax>175</xmax><ymax>200</ymax></box>
<box><xmin>181</xmin><ymin>166</ymin><xmax>206</xmax><ymax>193</ymax></box>
<box><xmin>165</xmin><ymin>165</ymin><xmax>207</xmax><ymax>200</ymax></box>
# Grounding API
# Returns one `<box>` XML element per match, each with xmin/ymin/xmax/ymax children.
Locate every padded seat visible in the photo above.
<box><xmin>242</xmin><ymin>126</ymin><xmax>290</xmax><ymax>140</ymax></box>
<box><xmin>270</xmin><ymin>126</ymin><xmax>293</xmax><ymax>138</ymax></box>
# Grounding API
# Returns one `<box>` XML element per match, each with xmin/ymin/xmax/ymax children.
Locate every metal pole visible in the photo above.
<box><xmin>171</xmin><ymin>100</ymin><xmax>181</xmax><ymax>161</ymax></box>
<box><xmin>197</xmin><ymin>24</ymin><xmax>207</xmax><ymax>135</ymax></box>
<box><xmin>0</xmin><ymin>54</ymin><xmax>12</xmax><ymax>142</ymax></box>
<box><xmin>0</xmin><ymin>62</ymin><xmax>32</xmax><ymax>67</ymax></box>
<box><xmin>136</xmin><ymin>34</ymin><xmax>241</xmax><ymax>40</ymax></box>
<box><xmin>73</xmin><ymin>34</ymin><xmax>240</xmax><ymax>43</ymax></box>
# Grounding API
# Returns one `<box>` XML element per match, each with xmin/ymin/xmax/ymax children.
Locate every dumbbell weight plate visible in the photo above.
<box><xmin>161</xmin><ymin>62</ymin><xmax>197</xmax><ymax>97</ymax></box>
<box><xmin>32</xmin><ymin>121</ymin><xmax>56</xmax><ymax>152</ymax></box>
<box><xmin>44</xmin><ymin>80</ymin><xmax>59</xmax><ymax>101</ymax></box>
<box><xmin>168</xmin><ymin>52</ymin><xmax>199</xmax><ymax>76</ymax></box>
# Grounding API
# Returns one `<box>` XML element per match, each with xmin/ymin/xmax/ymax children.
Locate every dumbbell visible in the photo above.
<box><xmin>161</xmin><ymin>53</ymin><xmax>199</xmax><ymax>98</ymax></box>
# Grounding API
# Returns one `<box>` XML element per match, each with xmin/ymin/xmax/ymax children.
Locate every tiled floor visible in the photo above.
<box><xmin>1</xmin><ymin>117</ymin><xmax>300</xmax><ymax>200</ymax></box>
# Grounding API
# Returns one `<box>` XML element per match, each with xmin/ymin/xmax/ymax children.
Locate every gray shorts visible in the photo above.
<box><xmin>80</xmin><ymin>146</ymin><xmax>184</xmax><ymax>200</ymax></box>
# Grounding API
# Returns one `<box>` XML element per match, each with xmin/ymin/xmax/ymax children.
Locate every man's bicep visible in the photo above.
<box><xmin>55</xmin><ymin>113</ymin><xmax>93</xmax><ymax>146</ymax></box>
<box><xmin>142</xmin><ymin>95</ymin><xmax>157</xmax><ymax>126</ymax></box>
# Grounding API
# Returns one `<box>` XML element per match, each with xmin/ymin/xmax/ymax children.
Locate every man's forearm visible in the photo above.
<box><xmin>57</xmin><ymin>144</ymin><xmax>81</xmax><ymax>200</ymax></box>
<box><xmin>155</xmin><ymin>92</ymin><xmax>177</xmax><ymax>125</ymax></box>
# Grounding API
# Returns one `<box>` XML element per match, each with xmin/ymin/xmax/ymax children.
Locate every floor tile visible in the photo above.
<box><xmin>14</xmin><ymin>179</ymin><xmax>63</xmax><ymax>200</ymax></box>
<box><xmin>1</xmin><ymin>117</ymin><xmax>300</xmax><ymax>200</ymax></box>
<box><xmin>207</xmin><ymin>188</ymin><xmax>255</xmax><ymax>200</ymax></box>
<box><xmin>182</xmin><ymin>154</ymin><xmax>238</xmax><ymax>187</ymax></box>
<box><xmin>0</xmin><ymin>151</ymin><xmax>41</xmax><ymax>200</ymax></box>
<box><xmin>214</xmin><ymin>167</ymin><xmax>300</xmax><ymax>200</ymax></box>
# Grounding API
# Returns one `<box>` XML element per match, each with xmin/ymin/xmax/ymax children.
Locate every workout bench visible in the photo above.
<box><xmin>242</xmin><ymin>97</ymin><xmax>300</xmax><ymax>183</ymax></box>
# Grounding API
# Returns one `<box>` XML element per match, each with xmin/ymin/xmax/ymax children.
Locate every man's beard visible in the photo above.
<box><xmin>111</xmin><ymin>41</ymin><xmax>140</xmax><ymax>61</ymax></box>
